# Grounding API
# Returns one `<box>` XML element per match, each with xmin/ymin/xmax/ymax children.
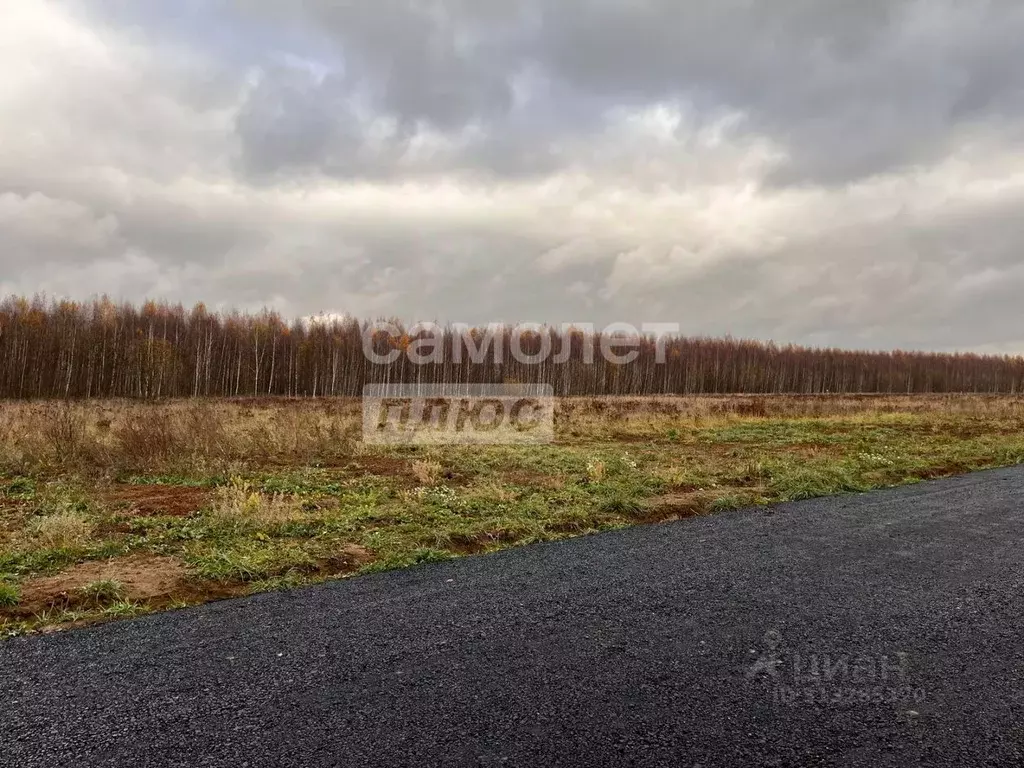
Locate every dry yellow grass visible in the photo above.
<box><xmin>18</xmin><ymin>511</ymin><xmax>94</xmax><ymax>551</ymax></box>
<box><xmin>411</xmin><ymin>460</ymin><xmax>443</xmax><ymax>486</ymax></box>
<box><xmin>0</xmin><ymin>399</ymin><xmax>363</xmax><ymax>474</ymax></box>
<box><xmin>2</xmin><ymin>394</ymin><xmax>1022</xmax><ymax>476</ymax></box>
<box><xmin>210</xmin><ymin>479</ymin><xmax>306</xmax><ymax>531</ymax></box>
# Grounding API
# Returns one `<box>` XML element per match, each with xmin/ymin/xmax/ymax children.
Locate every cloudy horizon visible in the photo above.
<box><xmin>3</xmin><ymin>1</ymin><xmax>1024</xmax><ymax>353</ymax></box>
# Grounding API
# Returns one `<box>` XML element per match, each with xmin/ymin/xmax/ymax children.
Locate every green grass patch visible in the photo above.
<box><xmin>0</xmin><ymin>582</ymin><xmax>20</xmax><ymax>608</ymax></box>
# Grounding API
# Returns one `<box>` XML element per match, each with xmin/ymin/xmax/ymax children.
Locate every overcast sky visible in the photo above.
<box><xmin>3</xmin><ymin>1</ymin><xmax>1024</xmax><ymax>352</ymax></box>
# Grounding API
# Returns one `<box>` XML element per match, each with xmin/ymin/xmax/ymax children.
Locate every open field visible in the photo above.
<box><xmin>2</xmin><ymin>394</ymin><xmax>1024</xmax><ymax>636</ymax></box>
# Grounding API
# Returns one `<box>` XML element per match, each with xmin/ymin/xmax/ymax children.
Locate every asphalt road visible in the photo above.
<box><xmin>3</xmin><ymin>467</ymin><xmax>1024</xmax><ymax>767</ymax></box>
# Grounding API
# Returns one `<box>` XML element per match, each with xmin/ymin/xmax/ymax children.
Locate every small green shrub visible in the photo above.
<box><xmin>599</xmin><ymin>496</ymin><xmax>643</xmax><ymax>516</ymax></box>
<box><xmin>0</xmin><ymin>582</ymin><xmax>20</xmax><ymax>608</ymax></box>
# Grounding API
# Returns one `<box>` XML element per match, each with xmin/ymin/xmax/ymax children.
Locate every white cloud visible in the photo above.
<box><xmin>2</xmin><ymin>1</ymin><xmax>1024</xmax><ymax>351</ymax></box>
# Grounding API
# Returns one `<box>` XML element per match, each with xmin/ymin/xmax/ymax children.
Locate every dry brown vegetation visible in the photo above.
<box><xmin>2</xmin><ymin>394</ymin><xmax>1024</xmax><ymax>636</ymax></box>
<box><xmin>0</xmin><ymin>399</ymin><xmax>361</xmax><ymax>474</ymax></box>
<box><xmin>2</xmin><ymin>394</ymin><xmax>1021</xmax><ymax>477</ymax></box>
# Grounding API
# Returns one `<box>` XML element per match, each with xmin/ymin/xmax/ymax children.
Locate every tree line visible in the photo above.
<box><xmin>1</xmin><ymin>295</ymin><xmax>1023</xmax><ymax>398</ymax></box>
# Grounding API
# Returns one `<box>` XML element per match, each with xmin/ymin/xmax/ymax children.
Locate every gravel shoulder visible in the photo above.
<box><xmin>3</xmin><ymin>467</ymin><xmax>1024</xmax><ymax>767</ymax></box>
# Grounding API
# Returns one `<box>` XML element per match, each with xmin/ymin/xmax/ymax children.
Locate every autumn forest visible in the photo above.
<box><xmin>2</xmin><ymin>296</ymin><xmax>1023</xmax><ymax>398</ymax></box>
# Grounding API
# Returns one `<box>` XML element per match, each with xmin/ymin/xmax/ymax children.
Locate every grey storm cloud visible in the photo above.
<box><xmin>232</xmin><ymin>0</ymin><xmax>1024</xmax><ymax>184</ymax></box>
<box><xmin>3</xmin><ymin>0</ymin><xmax>1024</xmax><ymax>351</ymax></box>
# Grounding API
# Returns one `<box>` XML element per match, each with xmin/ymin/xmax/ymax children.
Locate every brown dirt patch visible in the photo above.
<box><xmin>438</xmin><ymin>469</ymin><xmax>473</xmax><ymax>485</ymax></box>
<box><xmin>17</xmin><ymin>554</ymin><xmax>187</xmax><ymax>612</ymax></box>
<box><xmin>102</xmin><ymin>484</ymin><xmax>212</xmax><ymax>517</ymax></box>
<box><xmin>351</xmin><ymin>456</ymin><xmax>408</xmax><ymax>475</ymax></box>
<box><xmin>639</xmin><ymin>492</ymin><xmax>707</xmax><ymax>522</ymax></box>
<box><xmin>335</xmin><ymin>456</ymin><xmax>412</xmax><ymax>482</ymax></box>
<box><xmin>318</xmin><ymin>543</ymin><xmax>375</xmax><ymax>573</ymax></box>
<box><xmin>342</xmin><ymin>457</ymin><xmax>473</xmax><ymax>486</ymax></box>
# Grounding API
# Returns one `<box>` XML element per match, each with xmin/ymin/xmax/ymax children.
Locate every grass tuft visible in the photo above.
<box><xmin>103</xmin><ymin>600</ymin><xmax>144</xmax><ymax>618</ymax></box>
<box><xmin>209</xmin><ymin>479</ymin><xmax>304</xmax><ymax>532</ymax></box>
<box><xmin>19</xmin><ymin>511</ymin><xmax>94</xmax><ymax>551</ymax></box>
<box><xmin>79</xmin><ymin>579</ymin><xmax>127</xmax><ymax>606</ymax></box>
<box><xmin>0</xmin><ymin>582</ymin><xmax>20</xmax><ymax>608</ymax></box>
<box><xmin>411</xmin><ymin>460</ymin><xmax>443</xmax><ymax>486</ymax></box>
<box><xmin>599</xmin><ymin>495</ymin><xmax>644</xmax><ymax>516</ymax></box>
